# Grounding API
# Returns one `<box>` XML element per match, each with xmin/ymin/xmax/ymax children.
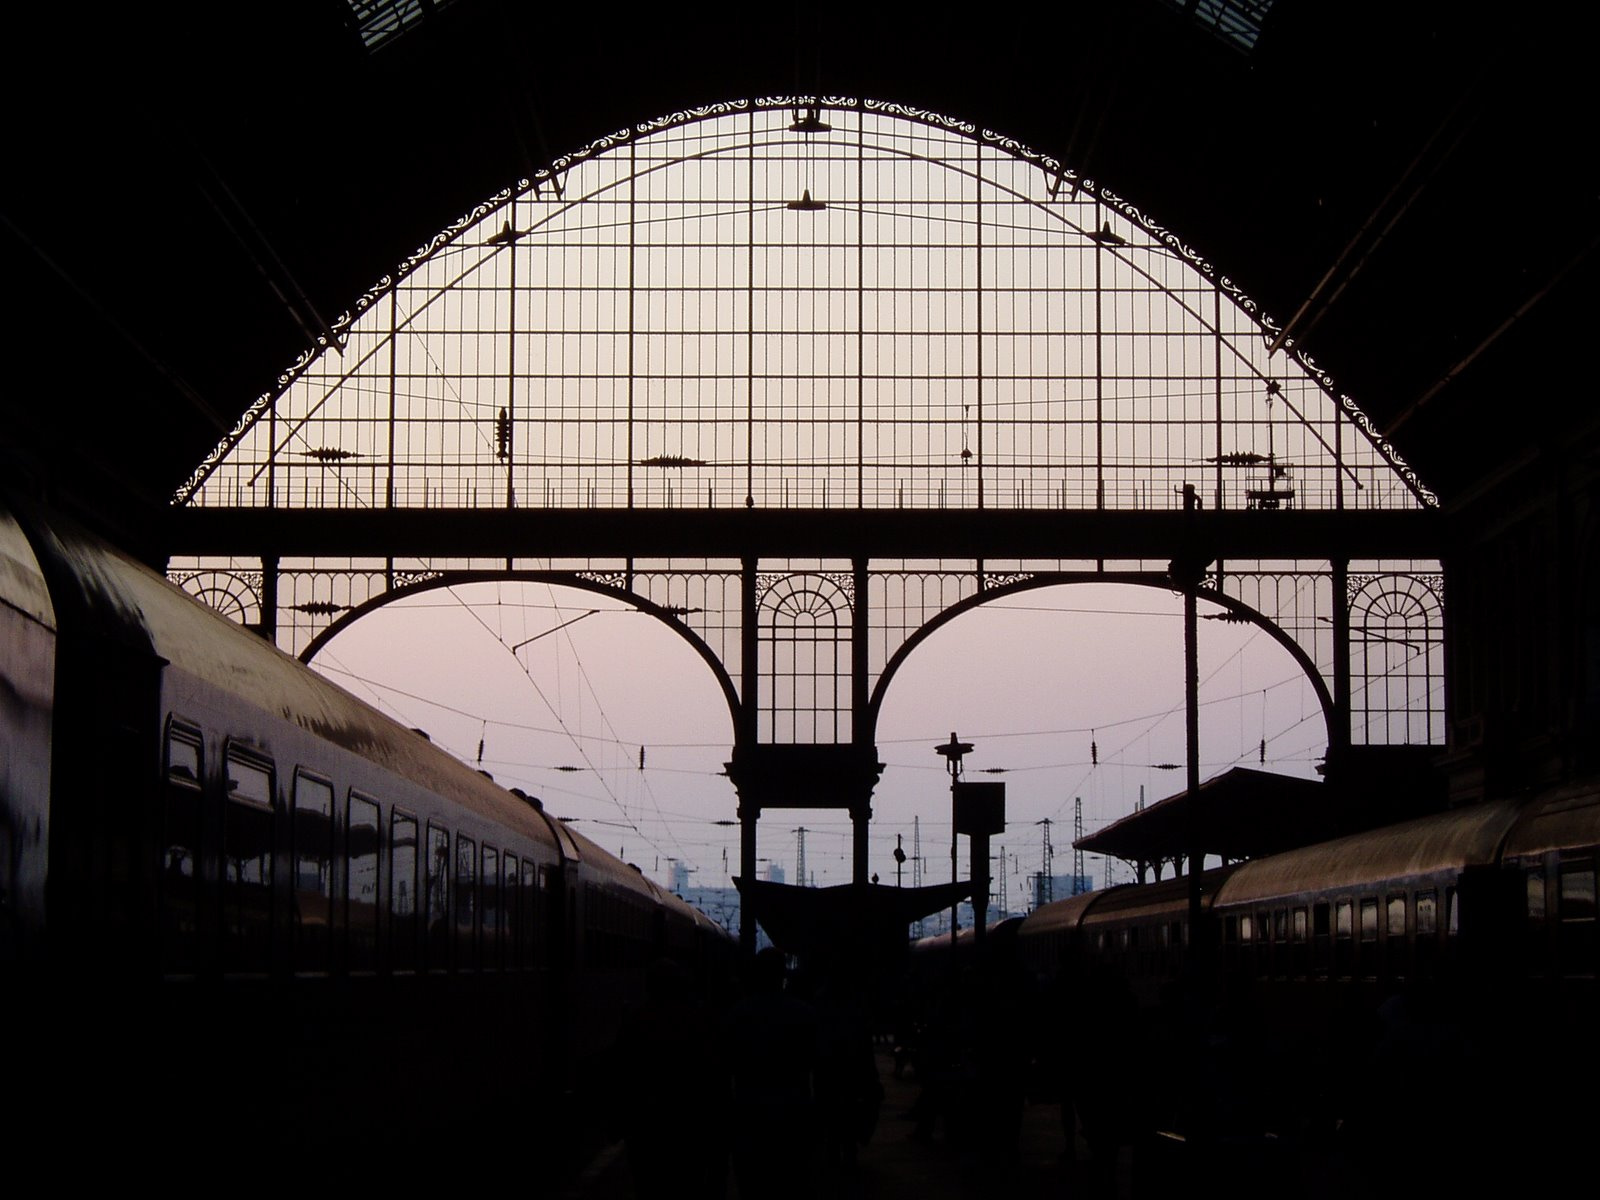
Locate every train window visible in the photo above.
<box><xmin>1336</xmin><ymin>901</ymin><xmax>1353</xmax><ymax>938</ymax></box>
<box><xmin>1313</xmin><ymin>903</ymin><xmax>1330</xmax><ymax>937</ymax></box>
<box><xmin>347</xmin><ymin>794</ymin><xmax>381</xmax><ymax>971</ymax></box>
<box><xmin>1560</xmin><ymin>864</ymin><xmax>1597</xmax><ymax>921</ymax></box>
<box><xmin>1447</xmin><ymin>888</ymin><xmax>1459</xmax><ymax>936</ymax></box>
<box><xmin>1416</xmin><ymin>892</ymin><xmax>1438</xmax><ymax>936</ymax></box>
<box><xmin>456</xmin><ymin>834</ymin><xmax>477</xmax><ymax>969</ymax></box>
<box><xmin>1239</xmin><ymin>913</ymin><xmax>1253</xmax><ymax>943</ymax></box>
<box><xmin>1526</xmin><ymin>868</ymin><xmax>1547</xmax><ymax>922</ymax></box>
<box><xmin>227</xmin><ymin>754</ymin><xmax>274</xmax><ymax>810</ymax></box>
<box><xmin>1292</xmin><ymin>908</ymin><xmax>1307</xmax><ymax>942</ymax></box>
<box><xmin>523</xmin><ymin>860</ymin><xmax>538</xmax><ymax>968</ymax></box>
<box><xmin>537</xmin><ymin>864</ymin><xmax>557</xmax><ymax>968</ymax></box>
<box><xmin>292</xmin><ymin>773</ymin><xmax>334</xmax><ymax>973</ymax></box>
<box><xmin>1258</xmin><ymin>911</ymin><xmax>1271</xmax><ymax>942</ymax></box>
<box><xmin>1558</xmin><ymin>863</ymin><xmax>1596</xmax><ymax>976</ymax></box>
<box><xmin>166</xmin><ymin>724</ymin><xmax>202</xmax><ymax>785</ymax></box>
<box><xmin>1274</xmin><ymin>910</ymin><xmax>1288</xmax><ymax>942</ymax></box>
<box><xmin>1386</xmin><ymin>896</ymin><xmax>1406</xmax><ymax>938</ymax></box>
<box><xmin>391</xmin><ymin>812</ymin><xmax>418</xmax><ymax>972</ymax></box>
<box><xmin>1359</xmin><ymin>899</ymin><xmax>1378</xmax><ymax>941</ymax></box>
<box><xmin>481</xmin><ymin>845</ymin><xmax>500</xmax><ymax>971</ymax></box>
<box><xmin>223</xmin><ymin>751</ymin><xmax>274</xmax><ymax>974</ymax></box>
<box><xmin>501</xmin><ymin>854</ymin><xmax>518</xmax><ymax>970</ymax></box>
<box><xmin>161</xmin><ymin>722</ymin><xmax>204</xmax><ymax>974</ymax></box>
<box><xmin>426</xmin><ymin>824</ymin><xmax>450</xmax><ymax>970</ymax></box>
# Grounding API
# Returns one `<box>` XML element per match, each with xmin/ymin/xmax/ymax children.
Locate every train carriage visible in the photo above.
<box><xmin>1</xmin><ymin>495</ymin><xmax>733</xmax><ymax>1181</ymax></box>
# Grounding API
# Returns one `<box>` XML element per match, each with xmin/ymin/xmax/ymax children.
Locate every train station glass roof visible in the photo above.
<box><xmin>176</xmin><ymin>98</ymin><xmax>1431</xmax><ymax>515</ymax></box>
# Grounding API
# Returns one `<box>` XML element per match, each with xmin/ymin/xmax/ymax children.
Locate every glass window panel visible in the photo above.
<box><xmin>1336</xmin><ymin>900</ymin><xmax>1353</xmax><ymax>938</ymax></box>
<box><xmin>426</xmin><ymin>824</ymin><xmax>450</xmax><ymax>969</ymax></box>
<box><xmin>1560</xmin><ymin>865</ymin><xmax>1596</xmax><ymax>922</ymax></box>
<box><xmin>1527</xmin><ymin>867</ymin><xmax>1547</xmax><ymax>921</ymax></box>
<box><xmin>1359</xmin><ymin>899</ymin><xmax>1378</xmax><ymax>940</ymax></box>
<box><xmin>227</xmin><ymin>755</ymin><xmax>273</xmax><ymax>810</ymax></box>
<box><xmin>347</xmin><ymin>794</ymin><xmax>381</xmax><ymax>971</ymax></box>
<box><xmin>1292</xmin><ymin>908</ymin><xmax>1307</xmax><ymax>942</ymax></box>
<box><xmin>1416</xmin><ymin>891</ymin><xmax>1437</xmax><ymax>937</ymax></box>
<box><xmin>1387</xmin><ymin>896</ymin><xmax>1407</xmax><ymax>937</ymax></box>
<box><xmin>293</xmin><ymin>773</ymin><xmax>334</xmax><ymax>972</ymax></box>
<box><xmin>223</xmin><ymin>753</ymin><xmax>274</xmax><ymax>973</ymax></box>
<box><xmin>161</xmin><ymin>723</ymin><xmax>204</xmax><ymax>974</ymax></box>
<box><xmin>481</xmin><ymin>845</ymin><xmax>500</xmax><ymax>968</ymax></box>
<box><xmin>456</xmin><ymin>834</ymin><xmax>477</xmax><ymax>968</ymax></box>
<box><xmin>501</xmin><ymin>853</ymin><xmax>518</xmax><ymax>969</ymax></box>
<box><xmin>1239</xmin><ymin>913</ymin><xmax>1253</xmax><ymax>943</ymax></box>
<box><xmin>166</xmin><ymin>726</ymin><xmax>201</xmax><ymax>784</ymax></box>
<box><xmin>391</xmin><ymin>811</ymin><xmax>418</xmax><ymax>971</ymax></box>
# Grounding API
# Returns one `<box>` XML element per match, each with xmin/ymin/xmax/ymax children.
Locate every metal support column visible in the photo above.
<box><xmin>1330</xmin><ymin>557</ymin><xmax>1352</xmax><ymax>778</ymax></box>
<box><xmin>738</xmin><ymin>556</ymin><xmax>760</xmax><ymax>954</ymax></box>
<box><xmin>258</xmin><ymin>555</ymin><xmax>279</xmax><ymax>645</ymax></box>
<box><xmin>852</xmin><ymin>803</ymin><xmax>871</xmax><ymax>885</ymax></box>
<box><xmin>1172</xmin><ymin>485</ymin><xmax>1209</xmax><ymax>942</ymax></box>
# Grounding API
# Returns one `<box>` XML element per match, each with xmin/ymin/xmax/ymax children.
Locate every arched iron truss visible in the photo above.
<box><xmin>165</xmin><ymin>99</ymin><xmax>1446</xmax><ymax>943</ymax></box>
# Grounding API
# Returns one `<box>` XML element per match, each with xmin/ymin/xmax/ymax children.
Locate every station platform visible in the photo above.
<box><xmin>562</xmin><ymin>1046</ymin><xmax>1078</xmax><ymax>1200</ymax></box>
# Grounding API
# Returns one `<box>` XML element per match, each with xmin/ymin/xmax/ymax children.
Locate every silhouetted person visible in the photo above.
<box><xmin>810</xmin><ymin>969</ymin><xmax>884</xmax><ymax>1172</ymax></box>
<box><xmin>726</xmin><ymin>948</ymin><xmax>820</xmax><ymax>1198</ymax></box>
<box><xmin>613</xmin><ymin>957</ymin><xmax>729</xmax><ymax>1198</ymax></box>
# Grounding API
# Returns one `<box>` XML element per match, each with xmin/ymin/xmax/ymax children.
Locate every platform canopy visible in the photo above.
<box><xmin>1077</xmin><ymin>767</ymin><xmax>1335</xmax><ymax>866</ymax></box>
<box><xmin>735</xmin><ymin>876</ymin><xmax>973</xmax><ymax>962</ymax></box>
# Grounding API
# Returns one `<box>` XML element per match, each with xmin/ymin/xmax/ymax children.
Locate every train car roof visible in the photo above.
<box><xmin>1502</xmin><ymin>782</ymin><xmax>1600</xmax><ymax>859</ymax></box>
<box><xmin>0</xmin><ymin>506</ymin><xmax>54</xmax><ymax>633</ymax></box>
<box><xmin>1016</xmin><ymin>889</ymin><xmax>1102</xmax><ymax>938</ymax></box>
<box><xmin>1216</xmin><ymin>799</ymin><xmax>1524</xmax><ymax>906</ymax></box>
<box><xmin>36</xmin><ymin>508</ymin><xmax>564</xmax><ymax>855</ymax></box>
<box><xmin>1020</xmin><ymin>867</ymin><xmax>1233</xmax><ymax>938</ymax></box>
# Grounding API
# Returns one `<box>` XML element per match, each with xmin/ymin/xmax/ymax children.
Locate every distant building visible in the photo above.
<box><xmin>669</xmin><ymin>859</ymin><xmax>691</xmax><ymax>894</ymax></box>
<box><xmin>764</xmin><ymin>863</ymin><xmax>785</xmax><ymax>885</ymax></box>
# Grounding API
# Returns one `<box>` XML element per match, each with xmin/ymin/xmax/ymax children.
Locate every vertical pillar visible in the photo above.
<box><xmin>738</xmin><ymin>557</ymin><xmax>760</xmax><ymax>954</ymax></box>
<box><xmin>258</xmin><ymin>555</ymin><xmax>279</xmax><ymax>646</ymax></box>
<box><xmin>971</xmin><ymin>831</ymin><xmax>990</xmax><ymax>950</ymax></box>
<box><xmin>739</xmin><ymin>796</ymin><xmax>760</xmax><ymax>955</ymax></box>
<box><xmin>1330</xmin><ymin>558</ymin><xmax>1352</xmax><ymax>778</ymax></box>
<box><xmin>852</xmin><ymin>803</ymin><xmax>871</xmax><ymax>886</ymax></box>
<box><xmin>1172</xmin><ymin>485</ymin><xmax>1207</xmax><ymax>940</ymax></box>
<box><xmin>1184</xmin><ymin>579</ymin><xmax>1202</xmax><ymax>929</ymax></box>
<box><xmin>851</xmin><ymin>558</ymin><xmax>871</xmax><ymax>885</ymax></box>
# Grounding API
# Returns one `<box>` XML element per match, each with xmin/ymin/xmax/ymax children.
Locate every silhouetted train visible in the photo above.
<box><xmin>906</xmin><ymin>779</ymin><xmax>1598</xmax><ymax>1193</ymax></box>
<box><xmin>1010</xmin><ymin>787</ymin><xmax>1597</xmax><ymax>1006</ymax></box>
<box><xmin>1</xmin><ymin>496</ymin><xmax>733</xmax><ymax>1181</ymax></box>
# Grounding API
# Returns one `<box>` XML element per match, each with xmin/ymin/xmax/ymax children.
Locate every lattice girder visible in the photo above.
<box><xmin>168</xmin><ymin>554</ymin><xmax>1444</xmax><ymax>751</ymax></box>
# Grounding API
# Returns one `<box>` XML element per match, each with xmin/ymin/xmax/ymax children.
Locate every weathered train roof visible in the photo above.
<box><xmin>40</xmin><ymin>510</ymin><xmax>564</xmax><ymax>854</ymax></box>
<box><xmin>1216</xmin><ymin>800</ymin><xmax>1524</xmax><ymax>905</ymax></box>
<box><xmin>0</xmin><ymin>506</ymin><xmax>54</xmax><ymax>632</ymax></box>
<box><xmin>1503</xmin><ymin>784</ymin><xmax>1600</xmax><ymax>859</ymax></box>
<box><xmin>1015</xmin><ymin>890</ymin><xmax>1102</xmax><ymax>939</ymax></box>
